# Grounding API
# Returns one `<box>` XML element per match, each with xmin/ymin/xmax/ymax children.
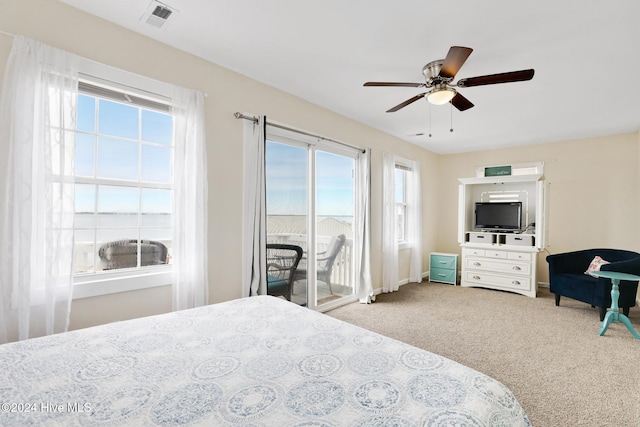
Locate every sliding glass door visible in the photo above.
<box><xmin>314</xmin><ymin>150</ymin><xmax>355</xmax><ymax>306</ymax></box>
<box><xmin>265</xmin><ymin>132</ymin><xmax>358</xmax><ymax>309</ymax></box>
<box><xmin>265</xmin><ymin>140</ymin><xmax>309</xmax><ymax>305</ymax></box>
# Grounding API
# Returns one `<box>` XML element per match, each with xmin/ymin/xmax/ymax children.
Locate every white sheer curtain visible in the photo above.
<box><xmin>356</xmin><ymin>149</ymin><xmax>374</xmax><ymax>303</ymax></box>
<box><xmin>0</xmin><ymin>37</ymin><xmax>78</xmax><ymax>343</ymax></box>
<box><xmin>382</xmin><ymin>152</ymin><xmax>399</xmax><ymax>293</ymax></box>
<box><xmin>171</xmin><ymin>87</ymin><xmax>209</xmax><ymax>310</ymax></box>
<box><xmin>241</xmin><ymin>115</ymin><xmax>267</xmax><ymax>297</ymax></box>
<box><xmin>407</xmin><ymin>160</ymin><xmax>423</xmax><ymax>283</ymax></box>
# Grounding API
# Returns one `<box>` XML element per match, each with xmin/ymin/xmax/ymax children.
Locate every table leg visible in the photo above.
<box><xmin>617</xmin><ymin>314</ymin><xmax>640</xmax><ymax>339</ymax></box>
<box><xmin>599</xmin><ymin>278</ymin><xmax>640</xmax><ymax>339</ymax></box>
<box><xmin>598</xmin><ymin>311</ymin><xmax>614</xmax><ymax>336</ymax></box>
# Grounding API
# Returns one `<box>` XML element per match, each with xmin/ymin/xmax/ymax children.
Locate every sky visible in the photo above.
<box><xmin>75</xmin><ymin>95</ymin><xmax>172</xmax><ymax>215</ymax></box>
<box><xmin>265</xmin><ymin>140</ymin><xmax>355</xmax><ymax>217</ymax></box>
<box><xmin>75</xmin><ymin>95</ymin><xmax>355</xmax><ymax>219</ymax></box>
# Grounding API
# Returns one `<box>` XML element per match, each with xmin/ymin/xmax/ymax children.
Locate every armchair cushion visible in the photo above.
<box><xmin>584</xmin><ymin>256</ymin><xmax>610</xmax><ymax>275</ymax></box>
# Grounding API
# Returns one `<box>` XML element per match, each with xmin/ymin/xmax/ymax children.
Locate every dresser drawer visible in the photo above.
<box><xmin>464</xmin><ymin>271</ymin><xmax>531</xmax><ymax>291</ymax></box>
<box><xmin>508</xmin><ymin>251</ymin><xmax>532</xmax><ymax>261</ymax></box>
<box><xmin>430</xmin><ymin>267</ymin><xmax>456</xmax><ymax>284</ymax></box>
<box><xmin>485</xmin><ymin>250</ymin><xmax>508</xmax><ymax>259</ymax></box>
<box><xmin>430</xmin><ymin>254</ymin><xmax>457</xmax><ymax>270</ymax></box>
<box><xmin>465</xmin><ymin>257</ymin><xmax>531</xmax><ymax>275</ymax></box>
<box><xmin>463</xmin><ymin>248</ymin><xmax>485</xmax><ymax>257</ymax></box>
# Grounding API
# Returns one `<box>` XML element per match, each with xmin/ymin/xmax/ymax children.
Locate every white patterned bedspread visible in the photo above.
<box><xmin>0</xmin><ymin>296</ymin><xmax>530</xmax><ymax>426</ymax></box>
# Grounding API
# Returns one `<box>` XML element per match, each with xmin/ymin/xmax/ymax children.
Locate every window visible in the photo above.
<box><xmin>72</xmin><ymin>81</ymin><xmax>173</xmax><ymax>283</ymax></box>
<box><xmin>395</xmin><ymin>165</ymin><xmax>409</xmax><ymax>244</ymax></box>
<box><xmin>1</xmin><ymin>38</ymin><xmax>206</xmax><ymax>319</ymax></box>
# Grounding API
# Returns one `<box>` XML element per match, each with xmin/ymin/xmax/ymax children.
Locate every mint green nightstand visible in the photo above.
<box><xmin>429</xmin><ymin>253</ymin><xmax>458</xmax><ymax>285</ymax></box>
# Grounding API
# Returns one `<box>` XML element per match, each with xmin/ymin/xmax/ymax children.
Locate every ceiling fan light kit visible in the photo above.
<box><xmin>426</xmin><ymin>86</ymin><xmax>456</xmax><ymax>105</ymax></box>
<box><xmin>364</xmin><ymin>46</ymin><xmax>534</xmax><ymax>113</ymax></box>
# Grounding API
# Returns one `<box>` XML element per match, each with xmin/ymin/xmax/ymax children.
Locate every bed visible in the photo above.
<box><xmin>0</xmin><ymin>295</ymin><xmax>530</xmax><ymax>426</ymax></box>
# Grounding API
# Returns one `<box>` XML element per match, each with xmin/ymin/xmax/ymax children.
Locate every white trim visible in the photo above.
<box><xmin>77</xmin><ymin>58</ymin><xmax>173</xmax><ymax>100</ymax></box>
<box><xmin>394</xmin><ymin>155</ymin><xmax>414</xmax><ymax>170</ymax></box>
<box><xmin>398</xmin><ymin>241</ymin><xmax>411</xmax><ymax>250</ymax></box>
<box><xmin>73</xmin><ymin>267</ymin><xmax>171</xmax><ymax>299</ymax></box>
<box><xmin>72</xmin><ymin>64</ymin><xmax>176</xmax><ymax>297</ymax></box>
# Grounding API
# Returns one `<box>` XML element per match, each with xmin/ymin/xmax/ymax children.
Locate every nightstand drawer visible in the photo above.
<box><xmin>430</xmin><ymin>254</ymin><xmax>457</xmax><ymax>269</ymax></box>
<box><xmin>430</xmin><ymin>267</ymin><xmax>456</xmax><ymax>284</ymax></box>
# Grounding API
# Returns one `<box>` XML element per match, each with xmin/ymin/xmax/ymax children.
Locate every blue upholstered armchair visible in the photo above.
<box><xmin>546</xmin><ymin>249</ymin><xmax>640</xmax><ymax>320</ymax></box>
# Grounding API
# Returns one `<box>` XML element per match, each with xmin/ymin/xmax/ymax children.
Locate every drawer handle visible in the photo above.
<box><xmin>512</xmin><ymin>281</ymin><xmax>521</xmax><ymax>285</ymax></box>
<box><xmin>473</xmin><ymin>262</ymin><xmax>481</xmax><ymax>267</ymax></box>
<box><xmin>473</xmin><ymin>275</ymin><xmax>481</xmax><ymax>280</ymax></box>
<box><xmin>438</xmin><ymin>274</ymin><xmax>447</xmax><ymax>277</ymax></box>
<box><xmin>512</xmin><ymin>266</ymin><xmax>521</xmax><ymax>271</ymax></box>
<box><xmin>439</xmin><ymin>261</ymin><xmax>448</xmax><ymax>264</ymax></box>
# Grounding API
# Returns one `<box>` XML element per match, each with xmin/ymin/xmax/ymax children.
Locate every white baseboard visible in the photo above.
<box><xmin>384</xmin><ymin>278</ymin><xmax>640</xmax><ymax>306</ymax></box>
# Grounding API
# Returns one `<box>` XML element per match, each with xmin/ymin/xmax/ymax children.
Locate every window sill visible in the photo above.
<box><xmin>73</xmin><ymin>267</ymin><xmax>172</xmax><ymax>299</ymax></box>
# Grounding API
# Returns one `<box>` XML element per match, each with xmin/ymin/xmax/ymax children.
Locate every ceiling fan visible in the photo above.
<box><xmin>364</xmin><ymin>46</ymin><xmax>534</xmax><ymax>113</ymax></box>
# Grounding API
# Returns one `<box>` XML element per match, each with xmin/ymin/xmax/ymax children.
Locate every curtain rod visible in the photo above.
<box><xmin>234</xmin><ymin>112</ymin><xmax>365</xmax><ymax>153</ymax></box>
<box><xmin>0</xmin><ymin>29</ymin><xmax>16</xmax><ymax>38</ymax></box>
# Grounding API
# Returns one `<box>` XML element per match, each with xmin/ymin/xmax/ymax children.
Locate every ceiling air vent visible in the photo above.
<box><xmin>142</xmin><ymin>1</ymin><xmax>175</xmax><ymax>28</ymax></box>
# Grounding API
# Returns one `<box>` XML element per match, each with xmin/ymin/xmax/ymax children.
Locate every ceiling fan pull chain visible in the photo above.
<box><xmin>428</xmin><ymin>103</ymin><xmax>432</xmax><ymax>137</ymax></box>
<box><xmin>450</xmin><ymin>103</ymin><xmax>454</xmax><ymax>133</ymax></box>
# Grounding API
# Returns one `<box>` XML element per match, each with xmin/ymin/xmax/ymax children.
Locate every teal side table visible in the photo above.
<box><xmin>588</xmin><ymin>270</ymin><xmax>640</xmax><ymax>339</ymax></box>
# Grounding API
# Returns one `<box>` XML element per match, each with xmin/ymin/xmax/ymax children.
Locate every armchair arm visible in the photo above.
<box><xmin>300</xmin><ymin>250</ymin><xmax>328</xmax><ymax>261</ymax></box>
<box><xmin>547</xmin><ymin>250</ymin><xmax>596</xmax><ymax>275</ymax></box>
<box><xmin>600</xmin><ymin>257</ymin><xmax>640</xmax><ymax>276</ymax></box>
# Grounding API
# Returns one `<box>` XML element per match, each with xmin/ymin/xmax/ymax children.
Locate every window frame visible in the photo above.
<box><xmin>394</xmin><ymin>159</ymin><xmax>414</xmax><ymax>249</ymax></box>
<box><xmin>70</xmin><ymin>65</ymin><xmax>175</xmax><ymax>299</ymax></box>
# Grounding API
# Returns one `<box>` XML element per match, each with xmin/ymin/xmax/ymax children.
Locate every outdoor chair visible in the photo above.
<box><xmin>266</xmin><ymin>243</ymin><xmax>303</xmax><ymax>301</ymax></box>
<box><xmin>99</xmin><ymin>239</ymin><xmax>168</xmax><ymax>270</ymax></box>
<box><xmin>293</xmin><ymin>234</ymin><xmax>346</xmax><ymax>294</ymax></box>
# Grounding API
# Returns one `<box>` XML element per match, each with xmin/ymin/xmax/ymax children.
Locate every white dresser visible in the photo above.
<box><xmin>457</xmin><ymin>164</ymin><xmax>547</xmax><ymax>298</ymax></box>
<box><xmin>461</xmin><ymin>247</ymin><xmax>537</xmax><ymax>298</ymax></box>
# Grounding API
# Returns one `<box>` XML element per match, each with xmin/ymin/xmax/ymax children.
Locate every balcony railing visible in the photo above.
<box><xmin>267</xmin><ymin>233</ymin><xmax>353</xmax><ymax>289</ymax></box>
<box><xmin>74</xmin><ymin>233</ymin><xmax>353</xmax><ymax>290</ymax></box>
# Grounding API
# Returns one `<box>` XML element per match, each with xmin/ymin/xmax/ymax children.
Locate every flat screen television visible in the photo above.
<box><xmin>474</xmin><ymin>202</ymin><xmax>522</xmax><ymax>232</ymax></box>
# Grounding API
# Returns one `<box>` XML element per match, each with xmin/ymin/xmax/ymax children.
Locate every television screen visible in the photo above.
<box><xmin>474</xmin><ymin>202</ymin><xmax>522</xmax><ymax>231</ymax></box>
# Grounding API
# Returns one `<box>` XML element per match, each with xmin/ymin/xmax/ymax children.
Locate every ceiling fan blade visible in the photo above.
<box><xmin>457</xmin><ymin>69</ymin><xmax>535</xmax><ymax>87</ymax></box>
<box><xmin>450</xmin><ymin>92</ymin><xmax>474</xmax><ymax>111</ymax></box>
<box><xmin>386</xmin><ymin>93</ymin><xmax>426</xmax><ymax>112</ymax></box>
<box><xmin>438</xmin><ymin>46</ymin><xmax>473</xmax><ymax>79</ymax></box>
<box><xmin>364</xmin><ymin>82</ymin><xmax>424</xmax><ymax>88</ymax></box>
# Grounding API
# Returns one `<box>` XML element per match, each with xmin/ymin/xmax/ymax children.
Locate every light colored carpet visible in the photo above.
<box><xmin>327</xmin><ymin>282</ymin><xmax>640</xmax><ymax>427</ymax></box>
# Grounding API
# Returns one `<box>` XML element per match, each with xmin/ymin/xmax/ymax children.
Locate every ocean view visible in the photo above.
<box><xmin>75</xmin><ymin>212</ymin><xmax>171</xmax><ymax>228</ymax></box>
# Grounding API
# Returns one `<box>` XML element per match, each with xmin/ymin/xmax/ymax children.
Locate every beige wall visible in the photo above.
<box><xmin>0</xmin><ymin>0</ymin><xmax>439</xmax><ymax>330</ymax></box>
<box><xmin>1</xmin><ymin>0</ymin><xmax>638</xmax><ymax>331</ymax></box>
<box><xmin>437</xmin><ymin>133</ymin><xmax>640</xmax><ymax>284</ymax></box>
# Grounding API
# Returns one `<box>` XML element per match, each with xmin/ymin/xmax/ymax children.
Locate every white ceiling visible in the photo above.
<box><xmin>58</xmin><ymin>0</ymin><xmax>640</xmax><ymax>154</ymax></box>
